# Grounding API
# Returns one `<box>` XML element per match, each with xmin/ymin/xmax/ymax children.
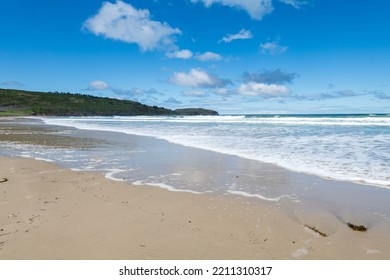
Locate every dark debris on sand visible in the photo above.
<box><xmin>305</xmin><ymin>224</ymin><xmax>328</xmax><ymax>237</ymax></box>
<box><xmin>347</xmin><ymin>223</ymin><xmax>368</xmax><ymax>232</ymax></box>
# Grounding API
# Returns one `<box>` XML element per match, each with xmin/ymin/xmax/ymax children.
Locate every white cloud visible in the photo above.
<box><xmin>260</xmin><ymin>40</ymin><xmax>288</xmax><ymax>55</ymax></box>
<box><xmin>213</xmin><ymin>88</ymin><xmax>230</xmax><ymax>95</ymax></box>
<box><xmin>195</xmin><ymin>52</ymin><xmax>222</xmax><ymax>61</ymax></box>
<box><xmin>169</xmin><ymin>68</ymin><xmax>230</xmax><ymax>88</ymax></box>
<box><xmin>83</xmin><ymin>1</ymin><xmax>181</xmax><ymax>51</ymax></box>
<box><xmin>191</xmin><ymin>0</ymin><xmax>273</xmax><ymax>20</ymax></box>
<box><xmin>279</xmin><ymin>0</ymin><xmax>307</xmax><ymax>9</ymax></box>
<box><xmin>212</xmin><ymin>87</ymin><xmax>237</xmax><ymax>96</ymax></box>
<box><xmin>166</xmin><ymin>50</ymin><xmax>222</xmax><ymax>61</ymax></box>
<box><xmin>220</xmin><ymin>29</ymin><xmax>253</xmax><ymax>43</ymax></box>
<box><xmin>88</xmin><ymin>80</ymin><xmax>110</xmax><ymax>90</ymax></box>
<box><xmin>166</xmin><ymin>49</ymin><xmax>193</xmax><ymax>59</ymax></box>
<box><xmin>238</xmin><ymin>82</ymin><xmax>289</xmax><ymax>96</ymax></box>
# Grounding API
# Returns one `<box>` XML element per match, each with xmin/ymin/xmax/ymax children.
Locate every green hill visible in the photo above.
<box><xmin>0</xmin><ymin>88</ymin><xmax>218</xmax><ymax>116</ymax></box>
<box><xmin>174</xmin><ymin>108</ymin><xmax>218</xmax><ymax>116</ymax></box>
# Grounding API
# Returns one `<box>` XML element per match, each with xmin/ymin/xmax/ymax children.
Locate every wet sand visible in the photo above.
<box><xmin>1</xmin><ymin>118</ymin><xmax>390</xmax><ymax>259</ymax></box>
<box><xmin>1</xmin><ymin>156</ymin><xmax>390</xmax><ymax>259</ymax></box>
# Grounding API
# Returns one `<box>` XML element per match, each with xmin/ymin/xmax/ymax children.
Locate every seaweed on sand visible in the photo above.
<box><xmin>304</xmin><ymin>224</ymin><xmax>328</xmax><ymax>237</ymax></box>
<box><xmin>347</xmin><ymin>223</ymin><xmax>367</xmax><ymax>232</ymax></box>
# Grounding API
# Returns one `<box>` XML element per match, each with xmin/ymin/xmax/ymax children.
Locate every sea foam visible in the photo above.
<box><xmin>39</xmin><ymin>115</ymin><xmax>390</xmax><ymax>189</ymax></box>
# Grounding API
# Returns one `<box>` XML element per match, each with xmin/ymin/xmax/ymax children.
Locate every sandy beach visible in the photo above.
<box><xmin>1</xmin><ymin>118</ymin><xmax>390</xmax><ymax>259</ymax></box>
<box><xmin>1</xmin><ymin>156</ymin><xmax>389</xmax><ymax>260</ymax></box>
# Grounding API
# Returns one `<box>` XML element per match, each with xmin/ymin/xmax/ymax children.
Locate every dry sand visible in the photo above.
<box><xmin>1</xmin><ymin>156</ymin><xmax>390</xmax><ymax>259</ymax></box>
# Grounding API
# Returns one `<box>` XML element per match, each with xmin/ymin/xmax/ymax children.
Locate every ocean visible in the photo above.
<box><xmin>37</xmin><ymin>114</ymin><xmax>390</xmax><ymax>189</ymax></box>
<box><xmin>2</xmin><ymin>113</ymin><xmax>390</xmax><ymax>222</ymax></box>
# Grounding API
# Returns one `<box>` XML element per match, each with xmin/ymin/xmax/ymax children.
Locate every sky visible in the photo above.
<box><xmin>1</xmin><ymin>0</ymin><xmax>390</xmax><ymax>114</ymax></box>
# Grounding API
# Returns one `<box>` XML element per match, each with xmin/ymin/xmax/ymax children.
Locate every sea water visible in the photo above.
<box><xmin>37</xmin><ymin>114</ymin><xmax>390</xmax><ymax>189</ymax></box>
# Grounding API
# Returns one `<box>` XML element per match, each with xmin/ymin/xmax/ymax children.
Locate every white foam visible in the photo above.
<box><xmin>20</xmin><ymin>154</ymin><xmax>33</xmax><ymax>158</ymax></box>
<box><xmin>132</xmin><ymin>180</ymin><xmax>204</xmax><ymax>195</ymax></box>
<box><xmin>37</xmin><ymin>116</ymin><xmax>390</xmax><ymax>189</ymax></box>
<box><xmin>34</xmin><ymin>157</ymin><xmax>55</xmax><ymax>163</ymax></box>
<box><xmin>227</xmin><ymin>190</ymin><xmax>289</xmax><ymax>202</ymax></box>
<box><xmin>105</xmin><ymin>169</ymin><xmax>127</xmax><ymax>182</ymax></box>
<box><xmin>70</xmin><ymin>168</ymin><xmax>129</xmax><ymax>182</ymax></box>
<box><xmin>41</xmin><ymin>115</ymin><xmax>390</xmax><ymax>126</ymax></box>
<box><xmin>70</xmin><ymin>168</ymin><xmax>86</xmax><ymax>172</ymax></box>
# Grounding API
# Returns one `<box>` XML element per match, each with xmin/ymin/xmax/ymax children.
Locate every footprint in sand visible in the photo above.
<box><xmin>0</xmin><ymin>178</ymin><xmax>8</xmax><ymax>183</ymax></box>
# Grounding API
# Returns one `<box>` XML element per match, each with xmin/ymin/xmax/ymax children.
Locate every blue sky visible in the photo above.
<box><xmin>1</xmin><ymin>0</ymin><xmax>389</xmax><ymax>114</ymax></box>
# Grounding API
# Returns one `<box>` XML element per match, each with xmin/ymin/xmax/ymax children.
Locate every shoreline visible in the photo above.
<box><xmin>1</xmin><ymin>156</ymin><xmax>390</xmax><ymax>259</ymax></box>
<box><xmin>4</xmin><ymin>116</ymin><xmax>390</xmax><ymax>190</ymax></box>
<box><xmin>1</xmin><ymin>117</ymin><xmax>390</xmax><ymax>259</ymax></box>
<box><xmin>2</xmin><ymin>117</ymin><xmax>390</xmax><ymax>224</ymax></box>
<box><xmin>38</xmin><ymin>115</ymin><xmax>390</xmax><ymax>191</ymax></box>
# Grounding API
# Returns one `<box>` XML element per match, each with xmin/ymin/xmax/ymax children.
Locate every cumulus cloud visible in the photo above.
<box><xmin>238</xmin><ymin>82</ymin><xmax>289</xmax><ymax>96</ymax></box>
<box><xmin>166</xmin><ymin>49</ymin><xmax>193</xmax><ymax>59</ymax></box>
<box><xmin>166</xmin><ymin>50</ymin><xmax>222</xmax><ymax>61</ymax></box>
<box><xmin>88</xmin><ymin>80</ymin><xmax>110</xmax><ymax>90</ymax></box>
<box><xmin>219</xmin><ymin>29</ymin><xmax>253</xmax><ymax>43</ymax></box>
<box><xmin>243</xmin><ymin>69</ymin><xmax>298</xmax><ymax>85</ymax></box>
<box><xmin>195</xmin><ymin>52</ymin><xmax>222</xmax><ymax>61</ymax></box>
<box><xmin>169</xmin><ymin>68</ymin><xmax>231</xmax><ymax>88</ymax></box>
<box><xmin>212</xmin><ymin>87</ymin><xmax>232</xmax><ymax>95</ymax></box>
<box><xmin>83</xmin><ymin>1</ymin><xmax>181</xmax><ymax>51</ymax></box>
<box><xmin>260</xmin><ymin>39</ymin><xmax>288</xmax><ymax>55</ymax></box>
<box><xmin>191</xmin><ymin>0</ymin><xmax>273</xmax><ymax>20</ymax></box>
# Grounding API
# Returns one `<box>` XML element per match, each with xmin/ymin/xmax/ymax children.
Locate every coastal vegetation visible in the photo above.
<box><xmin>0</xmin><ymin>88</ymin><xmax>218</xmax><ymax>116</ymax></box>
<box><xmin>174</xmin><ymin>108</ymin><xmax>218</xmax><ymax>116</ymax></box>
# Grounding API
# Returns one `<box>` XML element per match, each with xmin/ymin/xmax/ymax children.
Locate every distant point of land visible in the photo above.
<box><xmin>0</xmin><ymin>88</ymin><xmax>218</xmax><ymax>116</ymax></box>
